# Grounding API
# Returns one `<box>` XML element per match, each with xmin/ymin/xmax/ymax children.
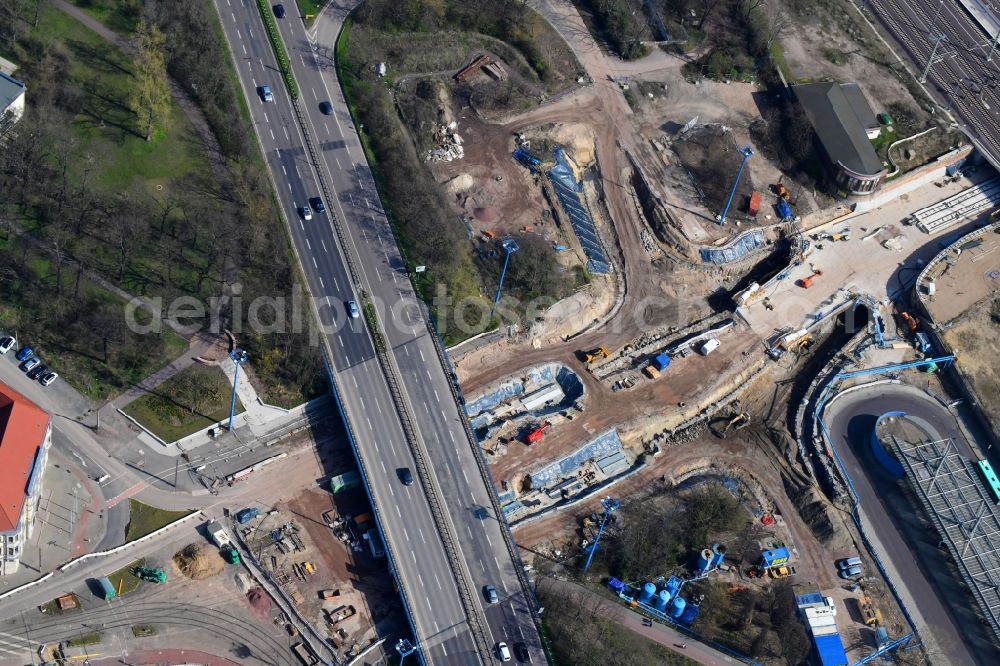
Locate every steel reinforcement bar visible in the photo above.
<box><xmin>291</xmin><ymin>97</ymin><xmax>493</xmax><ymax>663</ymax></box>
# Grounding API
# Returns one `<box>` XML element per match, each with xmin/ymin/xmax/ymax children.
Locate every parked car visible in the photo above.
<box><xmin>39</xmin><ymin>372</ymin><xmax>59</xmax><ymax>387</ymax></box>
<box><xmin>272</xmin><ymin>3</ymin><xmax>285</xmax><ymax>18</ymax></box>
<box><xmin>839</xmin><ymin>565</ymin><xmax>863</xmax><ymax>579</ymax></box>
<box><xmin>837</xmin><ymin>557</ymin><xmax>863</xmax><ymax>570</ymax></box>
<box><xmin>0</xmin><ymin>336</ymin><xmax>15</xmax><ymax>354</ymax></box>
<box><xmin>347</xmin><ymin>300</ymin><xmax>359</xmax><ymax>318</ymax></box>
<box><xmin>310</xmin><ymin>196</ymin><xmax>326</xmax><ymax>213</ymax></box>
<box><xmin>259</xmin><ymin>85</ymin><xmax>273</xmax><ymax>103</ymax></box>
<box><xmin>513</xmin><ymin>642</ymin><xmax>529</xmax><ymax>662</ymax></box>
<box><xmin>319</xmin><ymin>101</ymin><xmax>333</xmax><ymax>115</ymax></box>
<box><xmin>483</xmin><ymin>584</ymin><xmax>498</xmax><ymax>604</ymax></box>
<box><xmin>21</xmin><ymin>358</ymin><xmax>41</xmax><ymax>373</ymax></box>
<box><xmin>15</xmin><ymin>346</ymin><xmax>33</xmax><ymax>362</ymax></box>
<box><xmin>398</xmin><ymin>467</ymin><xmax>413</xmax><ymax>486</ymax></box>
<box><xmin>301</xmin><ymin>204</ymin><xmax>312</xmax><ymax>221</ymax></box>
<box><xmin>27</xmin><ymin>363</ymin><xmax>47</xmax><ymax>380</ymax></box>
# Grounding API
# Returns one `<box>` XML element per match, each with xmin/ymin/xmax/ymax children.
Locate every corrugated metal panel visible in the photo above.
<box><xmin>796</xmin><ymin>592</ymin><xmax>825</xmax><ymax>608</ymax></box>
<box><xmin>808</xmin><ymin>615</ymin><xmax>837</xmax><ymax>628</ymax></box>
<box><xmin>811</xmin><ymin>623</ymin><xmax>838</xmax><ymax>636</ymax></box>
<box><xmin>521</xmin><ymin>383</ymin><xmax>565</xmax><ymax>411</ymax></box>
<box><xmin>814</xmin><ymin>633</ymin><xmax>849</xmax><ymax>666</ymax></box>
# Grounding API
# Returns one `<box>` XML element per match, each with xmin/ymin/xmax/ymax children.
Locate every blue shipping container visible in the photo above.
<box><xmin>776</xmin><ymin>200</ymin><xmax>793</xmax><ymax>220</ymax></box>
<box><xmin>652</xmin><ymin>353</ymin><xmax>671</xmax><ymax>372</ymax></box>
<box><xmin>761</xmin><ymin>546</ymin><xmax>790</xmax><ymax>567</ymax></box>
<box><xmin>814</xmin><ymin>632</ymin><xmax>849</xmax><ymax>666</ymax></box>
<box><xmin>236</xmin><ymin>508</ymin><xmax>259</xmax><ymax>524</ymax></box>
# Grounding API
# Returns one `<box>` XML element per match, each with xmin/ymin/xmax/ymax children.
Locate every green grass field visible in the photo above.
<box><xmin>125</xmin><ymin>501</ymin><xmax>193</xmax><ymax>541</ymax></box>
<box><xmin>122</xmin><ymin>365</ymin><xmax>245</xmax><ymax>443</ymax></box>
<box><xmin>106</xmin><ymin>558</ymin><xmax>144</xmax><ymax>595</ymax></box>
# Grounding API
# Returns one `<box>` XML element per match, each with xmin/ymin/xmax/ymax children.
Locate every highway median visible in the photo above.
<box><xmin>254</xmin><ymin>0</ymin><xmax>299</xmax><ymax>98</ymax></box>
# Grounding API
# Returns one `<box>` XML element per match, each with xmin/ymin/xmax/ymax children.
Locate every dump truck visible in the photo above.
<box><xmin>769</xmin><ymin>565</ymin><xmax>797</xmax><ymax>579</ymax></box>
<box><xmin>221</xmin><ymin>544</ymin><xmax>240</xmax><ymax>565</ymax></box>
<box><xmin>582</xmin><ymin>346</ymin><xmax>610</xmax><ymax>364</ymax></box>
<box><xmin>748</xmin><ymin>191</ymin><xmax>762</xmax><ymax>216</ymax></box>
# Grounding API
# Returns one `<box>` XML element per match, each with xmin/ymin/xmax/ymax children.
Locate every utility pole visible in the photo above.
<box><xmin>489</xmin><ymin>239</ymin><xmax>519</xmax><ymax>321</ymax></box>
<box><xmin>988</xmin><ymin>30</ymin><xmax>1000</xmax><ymax>62</ymax></box>
<box><xmin>583</xmin><ymin>497</ymin><xmax>620</xmax><ymax>574</ymax></box>
<box><xmin>717</xmin><ymin>146</ymin><xmax>754</xmax><ymax>225</ymax></box>
<box><xmin>920</xmin><ymin>33</ymin><xmax>948</xmax><ymax>84</ymax></box>
<box><xmin>227</xmin><ymin>348</ymin><xmax>248</xmax><ymax>433</ymax></box>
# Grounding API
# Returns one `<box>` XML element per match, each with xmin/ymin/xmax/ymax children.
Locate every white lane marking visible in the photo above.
<box><xmin>299</xmin><ymin>220</ymin><xmax>304</xmax><ymax>230</ymax></box>
<box><xmin>470</xmin><ymin>491</ymin><xmax>476</xmax><ymax>504</ymax></box>
<box><xmin>366</xmin><ymin>416</ymin><xmax>373</xmax><ymax>431</ymax></box>
<box><xmin>263</xmin><ymin>112</ymin><xmax>269</xmax><ymax>123</ymax></box>
<box><xmin>288</xmin><ymin>183</ymin><xmax>292</xmax><ymax>192</ymax></box>
<box><xmin>233</xmin><ymin>15</ymin><xmax>238</xmax><ymax>26</ymax></box>
<box><xmin>295</xmin><ymin>165</ymin><xmax>301</xmax><ymax>177</ymax></box>
<box><xmin>325</xmin><ymin>122</ymin><xmax>331</xmax><ymax>134</ymax></box>
<box><xmin>335</xmin><ymin>157</ymin><xmax>341</xmax><ymax>168</ymax></box>
<box><xmin>269</xmin><ymin>129</ymin><xmax>275</xmax><ymax>140</ymax></box>
<box><xmin>359</xmin><ymin>395</ymin><xmax>365</xmax><ymax>410</ymax></box>
<box><xmin>319</xmin><ymin>276</ymin><xmax>324</xmax><ymax>288</ymax></box>
<box><xmin>312</xmin><ymin>256</ymin><xmax>318</xmax><ymax>268</ymax></box>
<box><xmin>485</xmin><ymin>533</ymin><xmax>492</xmax><ymax>547</ymax></box>
<box><xmin>434</xmin><ymin>389</ymin><xmax>439</xmax><ymax>401</ymax></box>
<box><xmin>242</xmin><ymin>44</ymin><xmax>247</xmax><ymax>55</ymax></box>
<box><xmin>495</xmin><ymin>556</ymin><xmax>502</xmax><ymax>570</ymax></box>
<box><xmin>418</xmin><ymin>573</ymin><xmax>424</xmax><ymax>587</ymax></box>
<box><xmin>248</xmin><ymin>27</ymin><xmax>254</xmax><ymax>40</ymax></box>
<box><xmin>305</xmin><ymin>238</ymin><xmax>311</xmax><ymax>250</ymax></box>
<box><xmin>480</xmin><ymin>559</ymin><xmax>486</xmax><ymax>572</ymax></box>
<box><xmin>321</xmin><ymin>240</ymin><xmax>328</xmax><ymax>252</ymax></box>
<box><xmin>388</xmin><ymin>483</ymin><xmax>394</xmax><ymax>497</ymax></box>
<box><xmin>421</xmin><ymin>530</ymin><xmax>428</xmax><ymax>546</ymax></box>
<box><xmin>311</xmin><ymin>88</ymin><xmax>317</xmax><ymax>100</ymax></box>
<box><xmin>403</xmin><ymin>346</ymin><xmax>410</xmax><ymax>357</ymax></box>
<box><xmin>413</xmin><ymin>550</ymin><xmax>419</xmax><ymax>564</ymax></box>
<box><xmin>424</xmin><ymin>596</ymin><xmax>432</xmax><ymax>612</ymax></box>
<box><xmin>396</xmin><ymin>505</ymin><xmax>402</xmax><ymax>518</ymax></box>
<box><xmin>283</xmin><ymin>126</ymin><xmax>290</xmax><ymax>140</ymax></box>
<box><xmin>419</xmin><ymin>349</ymin><xmax>425</xmax><ymax>362</ymax></box>
<box><xmin>462</xmin><ymin>469</ymin><xmax>469</xmax><ymax>484</ymax></box>
<box><xmin>301</xmin><ymin>54</ymin><xmax>306</xmax><ymax>66</ymax></box>
<box><xmin>380</xmin><ymin>460</ymin><xmax>386</xmax><ymax>473</ymax></box>
<box><xmin>434</xmin><ymin>573</ymin><xmax>441</xmax><ymax>589</ymax></box>
<box><xmin>281</xmin><ymin>165</ymin><xmax>287</xmax><ymax>175</ymax></box>
<box><xmin>253</xmin><ymin>77</ymin><xmax>258</xmax><ymax>88</ymax></box>
<box><xmin>405</xmin><ymin>528</ymin><xmax>411</xmax><ymax>543</ymax></box>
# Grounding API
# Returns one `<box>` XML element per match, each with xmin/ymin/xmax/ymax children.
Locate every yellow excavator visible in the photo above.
<box><xmin>582</xmin><ymin>346</ymin><xmax>610</xmax><ymax>364</ymax></box>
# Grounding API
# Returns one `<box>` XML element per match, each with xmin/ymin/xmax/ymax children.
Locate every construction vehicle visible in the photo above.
<box><xmin>733</xmin><ymin>282</ymin><xmax>764</xmax><ymax>307</ymax></box>
<box><xmin>221</xmin><ymin>544</ymin><xmax>240</xmax><ymax>565</ymax></box>
<box><xmin>582</xmin><ymin>346</ymin><xmax>610</xmax><ymax>364</ymax></box>
<box><xmin>860</xmin><ymin>594</ymin><xmax>883</xmax><ymax>626</ymax></box>
<box><xmin>303</xmin><ymin>562</ymin><xmax>317</xmax><ymax>575</ymax></box>
<box><xmin>206</xmin><ymin>521</ymin><xmax>232</xmax><ymax>549</ymax></box>
<box><xmin>775</xmin><ymin>183</ymin><xmax>791</xmax><ymax>201</ymax></box>
<box><xmin>710</xmin><ymin>412</ymin><xmax>749</xmax><ymax>438</ymax></box>
<box><xmin>768</xmin><ymin>565</ymin><xmax>797</xmax><ymax>579</ymax></box>
<box><xmin>798</xmin><ymin>270</ymin><xmax>822</xmax><ymax>289</ymax></box>
<box><xmin>900</xmin><ymin>311</ymin><xmax>919</xmax><ymax>332</ymax></box>
<box><xmin>644</xmin><ymin>365</ymin><xmax>661</xmax><ymax>379</ymax></box>
<box><xmin>525</xmin><ymin>422</ymin><xmax>550</xmax><ymax>445</ymax></box>
<box><xmin>132</xmin><ymin>567</ymin><xmax>167</xmax><ymax>584</ymax></box>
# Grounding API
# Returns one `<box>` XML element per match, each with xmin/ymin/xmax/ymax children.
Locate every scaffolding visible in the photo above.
<box><xmin>893</xmin><ymin>436</ymin><xmax>1000</xmax><ymax>642</ymax></box>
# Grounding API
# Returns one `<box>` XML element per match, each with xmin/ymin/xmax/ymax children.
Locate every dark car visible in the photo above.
<box><xmin>483</xmin><ymin>584</ymin><xmax>498</xmax><ymax>604</ymax></box>
<box><xmin>319</xmin><ymin>101</ymin><xmax>333</xmax><ymax>115</ymax></box>
<box><xmin>273</xmin><ymin>4</ymin><xmax>285</xmax><ymax>18</ymax></box>
<box><xmin>27</xmin><ymin>363</ymin><xmax>48</xmax><ymax>380</ymax></box>
<box><xmin>398</xmin><ymin>467</ymin><xmax>414</xmax><ymax>486</ymax></box>
<box><xmin>513</xmin><ymin>642</ymin><xmax>529</xmax><ymax>663</ymax></box>
<box><xmin>310</xmin><ymin>196</ymin><xmax>326</xmax><ymax>214</ymax></box>
<box><xmin>15</xmin><ymin>346</ymin><xmax>33</xmax><ymax>362</ymax></box>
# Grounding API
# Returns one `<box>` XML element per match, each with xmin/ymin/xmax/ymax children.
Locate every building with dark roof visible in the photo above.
<box><xmin>792</xmin><ymin>82</ymin><xmax>887</xmax><ymax>195</ymax></box>
<box><xmin>0</xmin><ymin>383</ymin><xmax>52</xmax><ymax>575</ymax></box>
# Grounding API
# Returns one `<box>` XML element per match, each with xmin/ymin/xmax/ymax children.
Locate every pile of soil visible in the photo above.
<box><xmin>172</xmin><ymin>543</ymin><xmax>224</xmax><ymax>580</ymax></box>
<box><xmin>247</xmin><ymin>587</ymin><xmax>272</xmax><ymax>620</ymax></box>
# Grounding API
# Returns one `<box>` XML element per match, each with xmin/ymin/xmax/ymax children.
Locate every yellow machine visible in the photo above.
<box><xmin>583</xmin><ymin>346</ymin><xmax>610</xmax><ymax>364</ymax></box>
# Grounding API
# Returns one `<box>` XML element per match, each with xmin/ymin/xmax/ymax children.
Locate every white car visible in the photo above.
<box><xmin>0</xmin><ymin>336</ymin><xmax>15</xmax><ymax>354</ymax></box>
<box><xmin>39</xmin><ymin>372</ymin><xmax>58</xmax><ymax>387</ymax></box>
<box><xmin>301</xmin><ymin>205</ymin><xmax>312</xmax><ymax>221</ymax></box>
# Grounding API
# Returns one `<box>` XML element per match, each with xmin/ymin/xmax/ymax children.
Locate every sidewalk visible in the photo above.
<box><xmin>111</xmin><ymin>331</ymin><xmax>218</xmax><ymax>411</ymax></box>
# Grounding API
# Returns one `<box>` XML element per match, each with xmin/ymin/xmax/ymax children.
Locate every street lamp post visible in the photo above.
<box><xmin>227</xmin><ymin>348</ymin><xmax>248</xmax><ymax>433</ymax></box>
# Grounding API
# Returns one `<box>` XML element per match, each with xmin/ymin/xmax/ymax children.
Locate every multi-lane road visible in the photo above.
<box><xmin>868</xmin><ymin>0</ymin><xmax>1000</xmax><ymax>167</ymax></box>
<box><xmin>213</xmin><ymin>1</ymin><xmax>541</xmax><ymax>663</ymax></box>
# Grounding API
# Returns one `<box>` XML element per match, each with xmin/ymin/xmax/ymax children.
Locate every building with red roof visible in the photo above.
<box><xmin>0</xmin><ymin>382</ymin><xmax>52</xmax><ymax>575</ymax></box>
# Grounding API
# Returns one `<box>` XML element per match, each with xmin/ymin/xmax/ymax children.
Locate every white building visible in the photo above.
<box><xmin>0</xmin><ymin>71</ymin><xmax>26</xmax><ymax>134</ymax></box>
<box><xmin>0</xmin><ymin>383</ymin><xmax>52</xmax><ymax>576</ymax></box>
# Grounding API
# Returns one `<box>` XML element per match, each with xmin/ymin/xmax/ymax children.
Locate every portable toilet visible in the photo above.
<box><xmin>639</xmin><ymin>582</ymin><xmax>657</xmax><ymax>605</ymax></box>
<box><xmin>669</xmin><ymin>595</ymin><xmax>687</xmax><ymax>618</ymax></box>
<box><xmin>655</xmin><ymin>589</ymin><xmax>670</xmax><ymax>611</ymax></box>
<box><xmin>710</xmin><ymin>544</ymin><xmax>726</xmax><ymax>568</ymax></box>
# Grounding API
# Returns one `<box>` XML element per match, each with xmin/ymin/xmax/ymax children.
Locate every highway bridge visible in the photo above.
<box><xmin>212</xmin><ymin>1</ymin><xmax>543</xmax><ymax>663</ymax></box>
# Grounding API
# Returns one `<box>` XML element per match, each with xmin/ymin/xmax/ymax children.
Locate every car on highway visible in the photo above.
<box><xmin>310</xmin><ymin>196</ymin><xmax>325</xmax><ymax>214</ymax></box>
<box><xmin>347</xmin><ymin>300</ymin><xmax>359</xmax><ymax>318</ymax></box>
<box><xmin>398</xmin><ymin>467</ymin><xmax>414</xmax><ymax>486</ymax></box>
<box><xmin>300</xmin><ymin>204</ymin><xmax>312</xmax><ymax>221</ymax></box>
<box><xmin>513</xmin><ymin>642</ymin><xmax>529</xmax><ymax>662</ymax></box>
<box><xmin>259</xmin><ymin>85</ymin><xmax>273</xmax><ymax>103</ymax></box>
<box><xmin>839</xmin><ymin>565</ymin><xmax>862</xmax><ymax>579</ymax></box>
<box><xmin>319</xmin><ymin>101</ymin><xmax>333</xmax><ymax>115</ymax></box>
<box><xmin>272</xmin><ymin>3</ymin><xmax>285</xmax><ymax>18</ymax></box>
<box><xmin>39</xmin><ymin>371</ymin><xmax>58</xmax><ymax>387</ymax></box>
<box><xmin>27</xmin><ymin>363</ymin><xmax>47</xmax><ymax>380</ymax></box>
<box><xmin>496</xmin><ymin>641</ymin><xmax>511</xmax><ymax>662</ymax></box>
<box><xmin>0</xmin><ymin>336</ymin><xmax>14</xmax><ymax>354</ymax></box>
<box><xmin>21</xmin><ymin>357</ymin><xmax>40</xmax><ymax>373</ymax></box>
<box><xmin>483</xmin><ymin>584</ymin><xmax>498</xmax><ymax>604</ymax></box>
<box><xmin>15</xmin><ymin>346</ymin><xmax>33</xmax><ymax>362</ymax></box>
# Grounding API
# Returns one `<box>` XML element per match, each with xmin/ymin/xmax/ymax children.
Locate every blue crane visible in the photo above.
<box><xmin>583</xmin><ymin>497</ymin><xmax>620</xmax><ymax>574</ymax></box>
<box><xmin>490</xmin><ymin>239</ymin><xmax>519</xmax><ymax>320</ymax></box>
<box><xmin>717</xmin><ymin>145</ymin><xmax>753</xmax><ymax>225</ymax></box>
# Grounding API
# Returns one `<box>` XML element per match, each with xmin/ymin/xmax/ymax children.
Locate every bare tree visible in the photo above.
<box><xmin>761</xmin><ymin>2</ymin><xmax>792</xmax><ymax>51</ymax></box>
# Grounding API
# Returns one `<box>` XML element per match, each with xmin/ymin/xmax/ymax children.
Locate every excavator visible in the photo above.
<box><xmin>709</xmin><ymin>409</ymin><xmax>750</xmax><ymax>439</ymax></box>
<box><xmin>900</xmin><ymin>311</ymin><xmax>920</xmax><ymax>333</ymax></box>
<box><xmin>132</xmin><ymin>566</ymin><xmax>167</xmax><ymax>584</ymax></box>
<box><xmin>798</xmin><ymin>269</ymin><xmax>822</xmax><ymax>289</ymax></box>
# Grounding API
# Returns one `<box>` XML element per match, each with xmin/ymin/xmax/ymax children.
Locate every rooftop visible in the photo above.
<box><xmin>792</xmin><ymin>82</ymin><xmax>884</xmax><ymax>177</ymax></box>
<box><xmin>0</xmin><ymin>71</ymin><xmax>25</xmax><ymax>113</ymax></box>
<box><xmin>0</xmin><ymin>384</ymin><xmax>50</xmax><ymax>532</ymax></box>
